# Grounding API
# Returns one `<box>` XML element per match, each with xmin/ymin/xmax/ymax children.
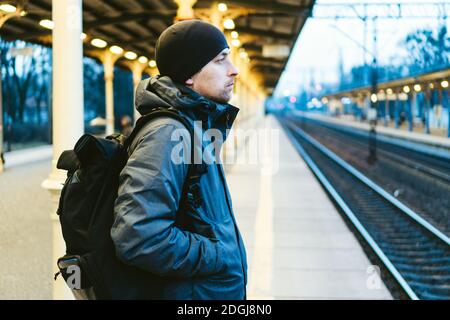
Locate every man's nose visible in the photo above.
<box><xmin>229</xmin><ymin>63</ymin><xmax>239</xmax><ymax>77</ymax></box>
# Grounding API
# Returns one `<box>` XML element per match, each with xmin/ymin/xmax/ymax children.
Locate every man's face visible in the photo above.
<box><xmin>185</xmin><ymin>48</ymin><xmax>238</xmax><ymax>104</ymax></box>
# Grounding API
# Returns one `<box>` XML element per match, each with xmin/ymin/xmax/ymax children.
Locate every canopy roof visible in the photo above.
<box><xmin>1</xmin><ymin>0</ymin><xmax>316</xmax><ymax>93</ymax></box>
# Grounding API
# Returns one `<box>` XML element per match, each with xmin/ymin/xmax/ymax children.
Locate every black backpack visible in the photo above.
<box><xmin>54</xmin><ymin>108</ymin><xmax>206</xmax><ymax>299</ymax></box>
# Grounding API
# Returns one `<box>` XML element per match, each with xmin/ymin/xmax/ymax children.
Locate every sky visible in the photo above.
<box><xmin>274</xmin><ymin>0</ymin><xmax>450</xmax><ymax>97</ymax></box>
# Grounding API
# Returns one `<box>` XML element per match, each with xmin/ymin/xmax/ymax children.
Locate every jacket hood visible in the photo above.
<box><xmin>135</xmin><ymin>76</ymin><xmax>239</xmax><ymax>134</ymax></box>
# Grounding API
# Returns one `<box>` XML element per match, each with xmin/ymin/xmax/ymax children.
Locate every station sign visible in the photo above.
<box><xmin>262</xmin><ymin>44</ymin><xmax>290</xmax><ymax>58</ymax></box>
<box><xmin>8</xmin><ymin>47</ymin><xmax>33</xmax><ymax>57</ymax></box>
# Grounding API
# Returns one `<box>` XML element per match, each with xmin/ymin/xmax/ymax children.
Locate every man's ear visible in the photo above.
<box><xmin>185</xmin><ymin>78</ymin><xmax>194</xmax><ymax>86</ymax></box>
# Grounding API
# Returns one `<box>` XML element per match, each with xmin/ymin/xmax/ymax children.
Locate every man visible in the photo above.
<box><xmin>111</xmin><ymin>20</ymin><xmax>247</xmax><ymax>300</ymax></box>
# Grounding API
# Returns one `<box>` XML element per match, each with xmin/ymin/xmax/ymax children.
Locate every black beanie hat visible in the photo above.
<box><xmin>155</xmin><ymin>20</ymin><xmax>229</xmax><ymax>83</ymax></box>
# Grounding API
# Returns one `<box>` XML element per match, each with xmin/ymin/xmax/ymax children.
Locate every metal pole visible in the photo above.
<box><xmin>409</xmin><ymin>92</ymin><xmax>414</xmax><ymax>132</ymax></box>
<box><xmin>425</xmin><ymin>88</ymin><xmax>431</xmax><ymax>134</ymax></box>
<box><xmin>446</xmin><ymin>88</ymin><xmax>450</xmax><ymax>138</ymax></box>
<box><xmin>368</xmin><ymin>17</ymin><xmax>378</xmax><ymax>165</ymax></box>
<box><xmin>384</xmin><ymin>97</ymin><xmax>389</xmax><ymax>127</ymax></box>
<box><xmin>363</xmin><ymin>5</ymin><xmax>368</xmax><ymax>85</ymax></box>
<box><xmin>394</xmin><ymin>90</ymin><xmax>400</xmax><ymax>129</ymax></box>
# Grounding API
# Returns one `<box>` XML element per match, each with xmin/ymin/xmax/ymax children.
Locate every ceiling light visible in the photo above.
<box><xmin>149</xmin><ymin>60</ymin><xmax>157</xmax><ymax>68</ymax></box>
<box><xmin>231</xmin><ymin>31</ymin><xmax>239</xmax><ymax>39</ymax></box>
<box><xmin>39</xmin><ymin>19</ymin><xmax>54</xmax><ymax>30</ymax></box>
<box><xmin>223</xmin><ymin>19</ymin><xmax>235</xmax><ymax>30</ymax></box>
<box><xmin>91</xmin><ymin>38</ymin><xmax>107</xmax><ymax>48</ymax></box>
<box><xmin>0</xmin><ymin>4</ymin><xmax>16</xmax><ymax>13</ymax></box>
<box><xmin>138</xmin><ymin>56</ymin><xmax>148</xmax><ymax>64</ymax></box>
<box><xmin>218</xmin><ymin>3</ymin><xmax>228</xmax><ymax>12</ymax></box>
<box><xmin>231</xmin><ymin>39</ymin><xmax>240</xmax><ymax>47</ymax></box>
<box><xmin>371</xmin><ymin>93</ymin><xmax>378</xmax><ymax>103</ymax></box>
<box><xmin>124</xmin><ymin>51</ymin><xmax>137</xmax><ymax>60</ymax></box>
<box><xmin>109</xmin><ymin>45</ymin><xmax>123</xmax><ymax>55</ymax></box>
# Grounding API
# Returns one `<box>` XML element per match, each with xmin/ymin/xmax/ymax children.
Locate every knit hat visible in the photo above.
<box><xmin>155</xmin><ymin>20</ymin><xmax>229</xmax><ymax>83</ymax></box>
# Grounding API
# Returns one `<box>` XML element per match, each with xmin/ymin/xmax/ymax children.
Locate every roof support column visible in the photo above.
<box><xmin>384</xmin><ymin>96</ymin><xmax>390</xmax><ymax>127</ymax></box>
<box><xmin>174</xmin><ymin>0</ymin><xmax>197</xmax><ymax>21</ymax></box>
<box><xmin>210</xmin><ymin>2</ymin><xmax>224</xmax><ymax>29</ymax></box>
<box><xmin>0</xmin><ymin>1</ymin><xmax>25</xmax><ymax>28</ymax></box>
<box><xmin>100</xmin><ymin>51</ymin><xmax>121</xmax><ymax>136</ymax></box>
<box><xmin>409</xmin><ymin>92</ymin><xmax>415</xmax><ymax>132</ymax></box>
<box><xmin>437</xmin><ymin>87</ymin><xmax>446</xmax><ymax>136</ymax></box>
<box><xmin>126</xmin><ymin>60</ymin><xmax>151</xmax><ymax>124</ymax></box>
<box><xmin>394</xmin><ymin>89</ymin><xmax>401</xmax><ymax>129</ymax></box>
<box><xmin>424</xmin><ymin>88</ymin><xmax>431</xmax><ymax>134</ymax></box>
<box><xmin>444</xmin><ymin>87</ymin><xmax>450</xmax><ymax>138</ymax></box>
<box><xmin>41</xmin><ymin>0</ymin><xmax>84</xmax><ymax>300</ymax></box>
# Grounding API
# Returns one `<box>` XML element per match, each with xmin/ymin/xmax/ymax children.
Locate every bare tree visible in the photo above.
<box><xmin>403</xmin><ymin>25</ymin><xmax>450</xmax><ymax>71</ymax></box>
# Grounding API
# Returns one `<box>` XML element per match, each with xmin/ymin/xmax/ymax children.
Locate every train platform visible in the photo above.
<box><xmin>297</xmin><ymin>111</ymin><xmax>450</xmax><ymax>151</ymax></box>
<box><xmin>0</xmin><ymin>115</ymin><xmax>393</xmax><ymax>300</ymax></box>
<box><xmin>3</xmin><ymin>145</ymin><xmax>52</xmax><ymax>170</ymax></box>
<box><xmin>226</xmin><ymin>115</ymin><xmax>392</xmax><ymax>299</ymax></box>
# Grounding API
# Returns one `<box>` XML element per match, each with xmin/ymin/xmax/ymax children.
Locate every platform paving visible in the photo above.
<box><xmin>0</xmin><ymin>118</ymin><xmax>393</xmax><ymax>299</ymax></box>
<box><xmin>0</xmin><ymin>155</ymin><xmax>53</xmax><ymax>299</ymax></box>
<box><xmin>226</xmin><ymin>116</ymin><xmax>393</xmax><ymax>299</ymax></box>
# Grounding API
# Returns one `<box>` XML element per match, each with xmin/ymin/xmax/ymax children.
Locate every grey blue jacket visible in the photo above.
<box><xmin>111</xmin><ymin>76</ymin><xmax>247</xmax><ymax>299</ymax></box>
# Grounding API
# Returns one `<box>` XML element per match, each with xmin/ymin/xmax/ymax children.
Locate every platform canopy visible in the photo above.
<box><xmin>1</xmin><ymin>0</ymin><xmax>315</xmax><ymax>94</ymax></box>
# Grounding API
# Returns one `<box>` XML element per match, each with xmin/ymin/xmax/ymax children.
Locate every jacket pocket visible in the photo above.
<box><xmin>177</xmin><ymin>206</ymin><xmax>218</xmax><ymax>240</ymax></box>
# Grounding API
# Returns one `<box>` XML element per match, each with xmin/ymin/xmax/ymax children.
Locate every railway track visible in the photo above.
<box><xmin>287</xmin><ymin>115</ymin><xmax>450</xmax><ymax>236</ymax></box>
<box><xmin>279</xmin><ymin>116</ymin><xmax>450</xmax><ymax>300</ymax></box>
<box><xmin>292</xmin><ymin>116</ymin><xmax>450</xmax><ymax>184</ymax></box>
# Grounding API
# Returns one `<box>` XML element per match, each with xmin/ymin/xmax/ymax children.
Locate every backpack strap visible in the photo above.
<box><xmin>124</xmin><ymin>108</ymin><xmax>191</xmax><ymax>150</ymax></box>
<box><xmin>125</xmin><ymin>108</ymin><xmax>207</xmax><ymax>208</ymax></box>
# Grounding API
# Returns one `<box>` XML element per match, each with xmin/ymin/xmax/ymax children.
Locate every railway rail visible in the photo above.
<box><xmin>279</xmin><ymin>116</ymin><xmax>450</xmax><ymax>300</ymax></box>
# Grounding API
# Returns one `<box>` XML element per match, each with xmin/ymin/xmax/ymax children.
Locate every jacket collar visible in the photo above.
<box><xmin>138</xmin><ymin>76</ymin><xmax>239</xmax><ymax>136</ymax></box>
